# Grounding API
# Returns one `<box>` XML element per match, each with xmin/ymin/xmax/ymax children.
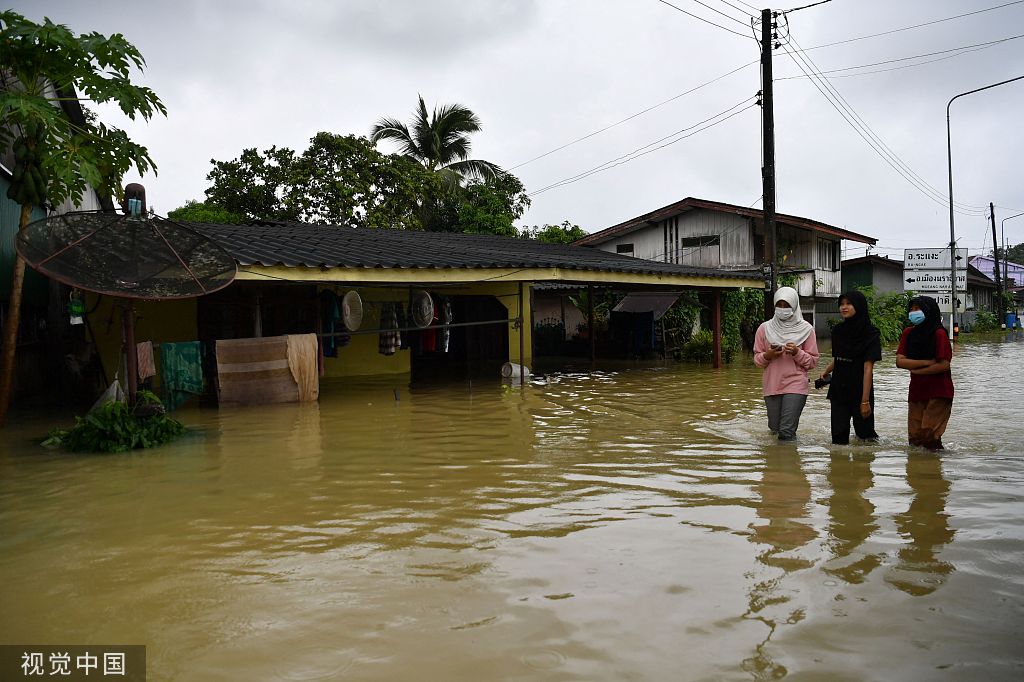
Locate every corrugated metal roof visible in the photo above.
<box><xmin>576</xmin><ymin>196</ymin><xmax>877</xmax><ymax>246</ymax></box>
<box><xmin>185</xmin><ymin>221</ymin><xmax>760</xmax><ymax>281</ymax></box>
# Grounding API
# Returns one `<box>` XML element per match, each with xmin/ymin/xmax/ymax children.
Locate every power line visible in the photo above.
<box><xmin>790</xmin><ymin>0</ymin><xmax>1024</xmax><ymax>53</ymax></box>
<box><xmin>685</xmin><ymin>0</ymin><xmax>753</xmax><ymax>26</ymax></box>
<box><xmin>509</xmin><ymin>60</ymin><xmax>757</xmax><ymax>171</ymax></box>
<box><xmin>529</xmin><ymin>98</ymin><xmax>758</xmax><ymax>196</ymax></box>
<box><xmin>783</xmin><ymin>0</ymin><xmax>833</xmax><ymax>14</ymax></box>
<box><xmin>733</xmin><ymin>0</ymin><xmax>762</xmax><ymax>12</ymax></box>
<box><xmin>775</xmin><ymin>32</ymin><xmax>1024</xmax><ymax>80</ymax></box>
<box><xmin>653</xmin><ymin>0</ymin><xmax>751</xmax><ymax>38</ymax></box>
<box><xmin>785</xmin><ymin>30</ymin><xmax>990</xmax><ymax>214</ymax></box>
<box><xmin>777</xmin><ymin>40</ymin><xmax>1013</xmax><ymax>81</ymax></box>
<box><xmin>779</xmin><ymin>32</ymin><xmax>988</xmax><ymax>216</ymax></box>
<box><xmin>714</xmin><ymin>0</ymin><xmax>756</xmax><ymax>18</ymax></box>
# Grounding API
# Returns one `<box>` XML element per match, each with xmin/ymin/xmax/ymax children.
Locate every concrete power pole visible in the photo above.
<box><xmin>760</xmin><ymin>8</ymin><xmax>778</xmax><ymax>319</ymax></box>
<box><xmin>990</xmin><ymin>202</ymin><xmax>1003</xmax><ymax>317</ymax></box>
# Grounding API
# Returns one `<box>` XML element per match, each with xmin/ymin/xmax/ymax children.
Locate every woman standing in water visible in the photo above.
<box><xmin>753</xmin><ymin>287</ymin><xmax>819</xmax><ymax>441</ymax></box>
<box><xmin>820</xmin><ymin>290</ymin><xmax>881</xmax><ymax>444</ymax></box>
<box><xmin>896</xmin><ymin>296</ymin><xmax>954</xmax><ymax>450</ymax></box>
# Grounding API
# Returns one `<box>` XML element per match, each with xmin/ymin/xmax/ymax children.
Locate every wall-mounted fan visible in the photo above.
<box><xmin>410</xmin><ymin>290</ymin><xmax>435</xmax><ymax>328</ymax></box>
<box><xmin>341</xmin><ymin>290</ymin><xmax>363</xmax><ymax>331</ymax></box>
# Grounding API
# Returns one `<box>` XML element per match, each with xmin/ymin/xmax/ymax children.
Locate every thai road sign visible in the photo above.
<box><xmin>929</xmin><ymin>293</ymin><xmax>965</xmax><ymax>313</ymax></box>
<box><xmin>903</xmin><ymin>270</ymin><xmax>966</xmax><ymax>292</ymax></box>
<box><xmin>903</xmin><ymin>248</ymin><xmax>968</xmax><ymax>270</ymax></box>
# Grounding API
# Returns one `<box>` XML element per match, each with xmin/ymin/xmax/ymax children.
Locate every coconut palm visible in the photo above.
<box><xmin>370</xmin><ymin>95</ymin><xmax>504</xmax><ymax>184</ymax></box>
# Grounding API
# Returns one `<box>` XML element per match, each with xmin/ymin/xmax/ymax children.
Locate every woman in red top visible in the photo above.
<box><xmin>896</xmin><ymin>296</ymin><xmax>954</xmax><ymax>450</ymax></box>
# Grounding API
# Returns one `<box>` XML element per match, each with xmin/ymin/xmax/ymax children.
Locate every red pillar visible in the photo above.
<box><xmin>712</xmin><ymin>289</ymin><xmax>722</xmax><ymax>369</ymax></box>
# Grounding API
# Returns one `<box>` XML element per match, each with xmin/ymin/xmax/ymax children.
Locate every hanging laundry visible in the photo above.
<box><xmin>421</xmin><ymin>296</ymin><xmax>439</xmax><ymax>353</ymax></box>
<box><xmin>440</xmin><ymin>297</ymin><xmax>453</xmax><ymax>353</ymax></box>
<box><xmin>160</xmin><ymin>341</ymin><xmax>204</xmax><ymax>410</ymax></box>
<box><xmin>136</xmin><ymin>341</ymin><xmax>156</xmax><ymax>381</ymax></box>
<box><xmin>319</xmin><ymin>289</ymin><xmax>342</xmax><ymax>357</ymax></box>
<box><xmin>378</xmin><ymin>303</ymin><xmax>401</xmax><ymax>356</ymax></box>
<box><xmin>396</xmin><ymin>301</ymin><xmax>411</xmax><ymax>350</ymax></box>
<box><xmin>216</xmin><ymin>336</ymin><xmax>295</xmax><ymax>406</ymax></box>
<box><xmin>286</xmin><ymin>333</ymin><xmax>320</xmax><ymax>402</ymax></box>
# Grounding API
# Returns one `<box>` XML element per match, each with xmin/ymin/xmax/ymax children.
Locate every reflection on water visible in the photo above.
<box><xmin>1</xmin><ymin>337</ymin><xmax>1023</xmax><ymax>680</ymax></box>
<box><xmin>886</xmin><ymin>454</ymin><xmax>955</xmax><ymax>596</ymax></box>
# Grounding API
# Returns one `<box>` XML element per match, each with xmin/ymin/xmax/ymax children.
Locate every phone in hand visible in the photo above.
<box><xmin>814</xmin><ymin>373</ymin><xmax>832</xmax><ymax>389</ymax></box>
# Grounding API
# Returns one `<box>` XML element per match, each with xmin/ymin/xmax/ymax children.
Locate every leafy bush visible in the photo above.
<box><xmin>972</xmin><ymin>310</ymin><xmax>1000</xmax><ymax>332</ymax></box>
<box><xmin>43</xmin><ymin>391</ymin><xmax>186</xmax><ymax>453</ymax></box>
<box><xmin>855</xmin><ymin>285</ymin><xmax>913</xmax><ymax>344</ymax></box>
<box><xmin>681</xmin><ymin>329</ymin><xmax>714</xmax><ymax>362</ymax></box>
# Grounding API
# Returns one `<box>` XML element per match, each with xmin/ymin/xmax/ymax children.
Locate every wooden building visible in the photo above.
<box><xmin>574</xmin><ymin>197</ymin><xmax>877</xmax><ymax>335</ymax></box>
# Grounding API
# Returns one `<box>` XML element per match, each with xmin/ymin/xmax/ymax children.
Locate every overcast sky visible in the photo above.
<box><xmin>23</xmin><ymin>0</ymin><xmax>1024</xmax><ymax>259</ymax></box>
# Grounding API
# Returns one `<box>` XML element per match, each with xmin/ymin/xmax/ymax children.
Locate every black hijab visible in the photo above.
<box><xmin>831</xmin><ymin>290</ymin><xmax>880</xmax><ymax>358</ymax></box>
<box><xmin>903</xmin><ymin>295</ymin><xmax>943</xmax><ymax>359</ymax></box>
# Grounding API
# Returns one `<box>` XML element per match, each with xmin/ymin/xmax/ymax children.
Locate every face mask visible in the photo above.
<box><xmin>908</xmin><ymin>310</ymin><xmax>926</xmax><ymax>325</ymax></box>
<box><xmin>774</xmin><ymin>308</ymin><xmax>794</xmax><ymax>321</ymax></box>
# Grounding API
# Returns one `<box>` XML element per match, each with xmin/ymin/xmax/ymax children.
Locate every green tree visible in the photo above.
<box><xmin>992</xmin><ymin>243</ymin><xmax>1024</xmax><ymax>267</ymax></box>
<box><xmin>204</xmin><ymin>145</ymin><xmax>297</xmax><ymax>222</ymax></box>
<box><xmin>167</xmin><ymin>199</ymin><xmax>244</xmax><ymax>224</ymax></box>
<box><xmin>370</xmin><ymin>95</ymin><xmax>504</xmax><ymax>184</ymax></box>
<box><xmin>522</xmin><ymin>221</ymin><xmax>587</xmax><ymax>244</ymax></box>
<box><xmin>456</xmin><ymin>174</ymin><xmax>530</xmax><ymax>236</ymax></box>
<box><xmin>0</xmin><ymin>11</ymin><xmax>165</xmax><ymax>426</ymax></box>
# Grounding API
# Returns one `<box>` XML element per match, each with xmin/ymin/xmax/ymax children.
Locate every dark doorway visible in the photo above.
<box><xmin>411</xmin><ymin>295</ymin><xmax>509</xmax><ymax>384</ymax></box>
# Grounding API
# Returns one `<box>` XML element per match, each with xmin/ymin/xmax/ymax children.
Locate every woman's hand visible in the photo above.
<box><xmin>860</xmin><ymin>402</ymin><xmax>872</xmax><ymax>418</ymax></box>
<box><xmin>784</xmin><ymin>342</ymin><xmax>798</xmax><ymax>356</ymax></box>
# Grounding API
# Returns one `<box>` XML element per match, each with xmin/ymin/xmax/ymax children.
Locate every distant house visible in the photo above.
<box><xmin>575</xmin><ymin>197</ymin><xmax>877</xmax><ymax>334</ymax></box>
<box><xmin>970</xmin><ymin>255</ymin><xmax>1024</xmax><ymax>290</ymax></box>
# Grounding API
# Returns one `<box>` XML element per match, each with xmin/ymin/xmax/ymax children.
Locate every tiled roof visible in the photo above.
<box><xmin>186</xmin><ymin>221</ymin><xmax>759</xmax><ymax>281</ymax></box>
<box><xmin>576</xmin><ymin>197</ymin><xmax>877</xmax><ymax>246</ymax></box>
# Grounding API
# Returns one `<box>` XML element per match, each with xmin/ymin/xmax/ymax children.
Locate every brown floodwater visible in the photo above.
<box><xmin>2</xmin><ymin>336</ymin><xmax>1023</xmax><ymax>681</ymax></box>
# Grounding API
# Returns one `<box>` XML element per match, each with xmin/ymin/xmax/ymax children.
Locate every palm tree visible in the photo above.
<box><xmin>370</xmin><ymin>95</ymin><xmax>503</xmax><ymax>185</ymax></box>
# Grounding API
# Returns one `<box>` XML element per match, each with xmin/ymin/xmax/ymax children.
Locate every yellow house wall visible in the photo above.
<box><xmin>86</xmin><ymin>294</ymin><xmax>198</xmax><ymax>391</ymax></box>
<box><xmin>319</xmin><ymin>286</ymin><xmax>411</xmax><ymax>378</ymax></box>
<box><xmin>318</xmin><ymin>282</ymin><xmax>533</xmax><ymax>377</ymax></box>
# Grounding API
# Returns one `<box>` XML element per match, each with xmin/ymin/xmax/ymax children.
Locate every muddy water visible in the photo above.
<box><xmin>2</xmin><ymin>337</ymin><xmax>1023</xmax><ymax>680</ymax></box>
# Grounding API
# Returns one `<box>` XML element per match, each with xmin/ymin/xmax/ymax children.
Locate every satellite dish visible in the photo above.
<box><xmin>341</xmin><ymin>290</ymin><xmax>363</xmax><ymax>331</ymax></box>
<box><xmin>16</xmin><ymin>210</ymin><xmax>236</xmax><ymax>299</ymax></box>
<box><xmin>410</xmin><ymin>290</ymin><xmax>434</xmax><ymax>328</ymax></box>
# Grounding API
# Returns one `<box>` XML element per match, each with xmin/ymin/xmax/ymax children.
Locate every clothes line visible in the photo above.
<box><xmin>318</xmin><ymin>317</ymin><xmax>521</xmax><ymax>338</ymax></box>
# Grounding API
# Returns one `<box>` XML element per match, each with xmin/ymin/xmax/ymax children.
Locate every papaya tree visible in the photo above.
<box><xmin>0</xmin><ymin>11</ymin><xmax>165</xmax><ymax>426</ymax></box>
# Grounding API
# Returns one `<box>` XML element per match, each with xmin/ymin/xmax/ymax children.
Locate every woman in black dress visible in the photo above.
<box><xmin>820</xmin><ymin>290</ymin><xmax>881</xmax><ymax>444</ymax></box>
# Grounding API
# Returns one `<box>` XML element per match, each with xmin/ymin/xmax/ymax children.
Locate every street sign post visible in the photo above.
<box><xmin>903</xmin><ymin>248</ymin><xmax>968</xmax><ymax>270</ymax></box>
<box><xmin>903</xmin><ymin>271</ymin><xmax>967</xmax><ymax>291</ymax></box>
<box><xmin>930</xmin><ymin>293</ymin><xmax>965</xmax><ymax>313</ymax></box>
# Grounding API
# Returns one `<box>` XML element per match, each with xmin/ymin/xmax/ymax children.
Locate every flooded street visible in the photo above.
<box><xmin>2</xmin><ymin>337</ymin><xmax>1023</xmax><ymax>681</ymax></box>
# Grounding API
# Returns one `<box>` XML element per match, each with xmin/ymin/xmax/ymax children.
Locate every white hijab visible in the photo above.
<box><xmin>764</xmin><ymin>286</ymin><xmax>813</xmax><ymax>347</ymax></box>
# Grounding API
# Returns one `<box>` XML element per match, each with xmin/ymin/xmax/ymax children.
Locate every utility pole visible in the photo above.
<box><xmin>761</xmin><ymin>7</ymin><xmax>778</xmax><ymax>319</ymax></box>
<box><xmin>991</xmin><ymin>202</ymin><xmax>1003</xmax><ymax>318</ymax></box>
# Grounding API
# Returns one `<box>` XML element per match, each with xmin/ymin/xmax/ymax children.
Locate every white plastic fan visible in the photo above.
<box><xmin>341</xmin><ymin>290</ymin><xmax>363</xmax><ymax>331</ymax></box>
<box><xmin>410</xmin><ymin>290</ymin><xmax>435</xmax><ymax>328</ymax></box>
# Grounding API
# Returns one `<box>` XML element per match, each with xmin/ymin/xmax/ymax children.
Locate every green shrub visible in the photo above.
<box><xmin>972</xmin><ymin>310</ymin><xmax>1000</xmax><ymax>332</ymax></box>
<box><xmin>681</xmin><ymin>329</ymin><xmax>714</xmax><ymax>362</ymax></box>
<box><xmin>43</xmin><ymin>391</ymin><xmax>186</xmax><ymax>453</ymax></box>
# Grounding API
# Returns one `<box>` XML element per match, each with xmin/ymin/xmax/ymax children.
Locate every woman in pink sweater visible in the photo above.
<box><xmin>753</xmin><ymin>287</ymin><xmax>819</xmax><ymax>441</ymax></box>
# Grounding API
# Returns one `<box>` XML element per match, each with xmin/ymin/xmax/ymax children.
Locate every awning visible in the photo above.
<box><xmin>612</xmin><ymin>292</ymin><xmax>681</xmax><ymax>320</ymax></box>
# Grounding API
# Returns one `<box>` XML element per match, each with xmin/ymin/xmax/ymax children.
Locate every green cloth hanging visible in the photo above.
<box><xmin>161</xmin><ymin>341</ymin><xmax>203</xmax><ymax>410</ymax></box>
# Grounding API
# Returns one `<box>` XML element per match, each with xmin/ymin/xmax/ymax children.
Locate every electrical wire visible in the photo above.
<box><xmin>508</xmin><ymin>59</ymin><xmax>757</xmax><ymax>171</ymax></box>
<box><xmin>783</xmin><ymin>0</ymin><xmax>832</xmax><ymax>14</ymax></box>
<box><xmin>528</xmin><ymin>98</ymin><xmax>758</xmax><ymax>197</ymax></box>
<box><xmin>789</xmin><ymin>0</ymin><xmax>1024</xmax><ymax>53</ymax></box>
<box><xmin>733</xmin><ymin>0</ymin><xmax>762</xmax><ymax>12</ymax></box>
<box><xmin>779</xmin><ymin>33</ymin><xmax>988</xmax><ymax>217</ymax></box>
<box><xmin>714</xmin><ymin>0</ymin><xmax>756</xmax><ymax>18</ymax></box>
<box><xmin>653</xmin><ymin>0</ymin><xmax>752</xmax><ymax>38</ymax></box>
<box><xmin>785</xmin><ymin>29</ymin><xmax>990</xmax><ymax>214</ymax></box>
<box><xmin>775</xmin><ymin>32</ymin><xmax>1024</xmax><ymax>80</ymax></box>
<box><xmin>684</xmin><ymin>0</ymin><xmax>753</xmax><ymax>26</ymax></box>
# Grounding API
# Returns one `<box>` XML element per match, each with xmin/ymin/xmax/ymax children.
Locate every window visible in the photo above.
<box><xmin>679</xmin><ymin>235</ymin><xmax>720</xmax><ymax>249</ymax></box>
<box><xmin>818</xmin><ymin>238</ymin><xmax>838</xmax><ymax>271</ymax></box>
<box><xmin>616</xmin><ymin>243</ymin><xmax>634</xmax><ymax>256</ymax></box>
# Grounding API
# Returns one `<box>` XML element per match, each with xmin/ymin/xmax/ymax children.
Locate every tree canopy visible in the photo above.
<box><xmin>0</xmin><ymin>10</ymin><xmax>165</xmax><ymax>426</ymax></box>
<box><xmin>370</xmin><ymin>95</ymin><xmax>503</xmax><ymax>184</ymax></box>
<box><xmin>176</xmin><ymin>131</ymin><xmax>531</xmax><ymax>233</ymax></box>
<box><xmin>992</xmin><ymin>243</ymin><xmax>1024</xmax><ymax>267</ymax></box>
